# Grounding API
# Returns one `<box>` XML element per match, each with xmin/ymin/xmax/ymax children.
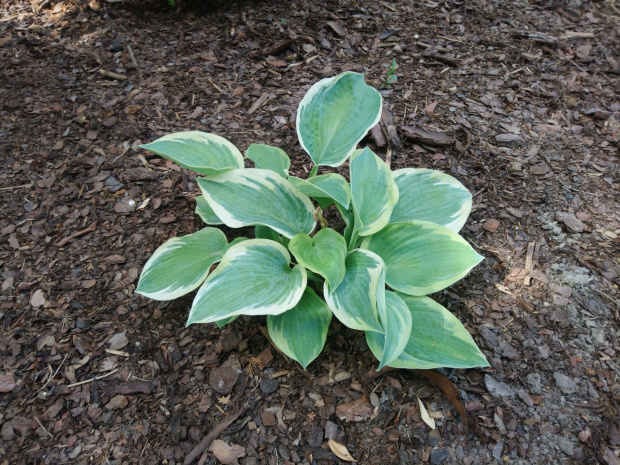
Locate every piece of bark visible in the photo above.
<box><xmin>401</xmin><ymin>126</ymin><xmax>455</xmax><ymax>147</ymax></box>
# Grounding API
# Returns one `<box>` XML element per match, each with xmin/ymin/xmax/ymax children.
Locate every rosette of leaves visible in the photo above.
<box><xmin>136</xmin><ymin>72</ymin><xmax>488</xmax><ymax>371</ymax></box>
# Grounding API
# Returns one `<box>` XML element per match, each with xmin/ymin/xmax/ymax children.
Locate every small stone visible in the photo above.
<box><xmin>430</xmin><ymin>448</ymin><xmax>449</xmax><ymax>465</ymax></box>
<box><xmin>518</xmin><ymin>390</ymin><xmax>534</xmax><ymax>407</ymax></box>
<box><xmin>492</xmin><ymin>441</ymin><xmax>504</xmax><ymax>460</ymax></box>
<box><xmin>553</xmin><ymin>372</ymin><xmax>577</xmax><ymax>394</ymax></box>
<box><xmin>259</xmin><ymin>377</ymin><xmax>279</xmax><ymax>394</ymax></box>
<box><xmin>557</xmin><ymin>437</ymin><xmax>574</xmax><ymax>456</ymax></box>
<box><xmin>104</xmin><ymin>176</ymin><xmax>124</xmax><ymax>193</ymax></box>
<box><xmin>526</xmin><ymin>373</ymin><xmax>543</xmax><ymax>394</ymax></box>
<box><xmin>209</xmin><ymin>357</ymin><xmax>241</xmax><ymax>394</ymax></box>
<box><xmin>485</xmin><ymin>374</ymin><xmax>515</xmax><ymax>398</ymax></box>
<box><xmin>307</xmin><ymin>426</ymin><xmax>323</xmax><ymax>448</ymax></box>
<box><xmin>1</xmin><ymin>422</ymin><xmax>14</xmax><ymax>441</ymax></box>
<box><xmin>324</xmin><ymin>420</ymin><xmax>338</xmax><ymax>440</ymax></box>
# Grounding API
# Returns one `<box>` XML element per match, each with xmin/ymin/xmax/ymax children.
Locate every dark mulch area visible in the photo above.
<box><xmin>1</xmin><ymin>0</ymin><xmax>619</xmax><ymax>463</ymax></box>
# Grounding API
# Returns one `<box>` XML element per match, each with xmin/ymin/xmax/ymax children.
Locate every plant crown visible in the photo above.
<box><xmin>136</xmin><ymin>72</ymin><xmax>488</xmax><ymax>370</ymax></box>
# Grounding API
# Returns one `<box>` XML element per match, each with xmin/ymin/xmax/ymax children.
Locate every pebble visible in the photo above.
<box><xmin>430</xmin><ymin>448</ymin><xmax>449</xmax><ymax>465</ymax></box>
<box><xmin>553</xmin><ymin>372</ymin><xmax>577</xmax><ymax>394</ymax></box>
<box><xmin>485</xmin><ymin>374</ymin><xmax>515</xmax><ymax>398</ymax></box>
<box><xmin>492</xmin><ymin>441</ymin><xmax>504</xmax><ymax>460</ymax></box>
<box><xmin>259</xmin><ymin>377</ymin><xmax>279</xmax><ymax>394</ymax></box>
<box><xmin>557</xmin><ymin>437</ymin><xmax>574</xmax><ymax>456</ymax></box>
<box><xmin>324</xmin><ymin>420</ymin><xmax>338</xmax><ymax>440</ymax></box>
<box><xmin>104</xmin><ymin>176</ymin><xmax>124</xmax><ymax>193</ymax></box>
<box><xmin>307</xmin><ymin>426</ymin><xmax>323</xmax><ymax>448</ymax></box>
<box><xmin>526</xmin><ymin>373</ymin><xmax>543</xmax><ymax>394</ymax></box>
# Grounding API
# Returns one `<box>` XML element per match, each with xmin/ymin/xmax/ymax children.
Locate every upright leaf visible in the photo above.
<box><xmin>367</xmin><ymin>291</ymin><xmax>412</xmax><ymax>369</ymax></box>
<box><xmin>197</xmin><ymin>169</ymin><xmax>316</xmax><ymax>239</ymax></box>
<box><xmin>195</xmin><ymin>195</ymin><xmax>223</xmax><ymax>225</ymax></box>
<box><xmin>350</xmin><ymin>148</ymin><xmax>399</xmax><ymax>237</ymax></box>
<box><xmin>289</xmin><ymin>228</ymin><xmax>347</xmax><ymax>288</ymax></box>
<box><xmin>390</xmin><ymin>168</ymin><xmax>472</xmax><ymax>232</ymax></box>
<box><xmin>361</xmin><ymin>221</ymin><xmax>483</xmax><ymax>296</ymax></box>
<box><xmin>140</xmin><ymin>131</ymin><xmax>243</xmax><ymax>175</ymax></box>
<box><xmin>187</xmin><ymin>239</ymin><xmax>307</xmax><ymax>325</ymax></box>
<box><xmin>297</xmin><ymin>72</ymin><xmax>382</xmax><ymax>167</ymax></box>
<box><xmin>136</xmin><ymin>228</ymin><xmax>227</xmax><ymax>300</ymax></box>
<box><xmin>323</xmin><ymin>249</ymin><xmax>384</xmax><ymax>333</ymax></box>
<box><xmin>245</xmin><ymin>143</ymin><xmax>290</xmax><ymax>178</ymax></box>
<box><xmin>367</xmin><ymin>295</ymin><xmax>489</xmax><ymax>369</ymax></box>
<box><xmin>267</xmin><ymin>288</ymin><xmax>332</xmax><ymax>369</ymax></box>
<box><xmin>288</xmin><ymin>174</ymin><xmax>351</xmax><ymax>209</ymax></box>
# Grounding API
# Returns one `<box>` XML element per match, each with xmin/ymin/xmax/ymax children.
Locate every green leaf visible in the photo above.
<box><xmin>255</xmin><ymin>225</ymin><xmax>289</xmax><ymax>248</ymax></box>
<box><xmin>140</xmin><ymin>131</ymin><xmax>243</xmax><ymax>175</ymax></box>
<box><xmin>367</xmin><ymin>295</ymin><xmax>489</xmax><ymax>369</ymax></box>
<box><xmin>267</xmin><ymin>287</ymin><xmax>332</xmax><ymax>369</ymax></box>
<box><xmin>361</xmin><ymin>221</ymin><xmax>483</xmax><ymax>296</ymax></box>
<box><xmin>197</xmin><ymin>169</ymin><xmax>316</xmax><ymax>239</ymax></box>
<box><xmin>390</xmin><ymin>168</ymin><xmax>472</xmax><ymax>232</ymax></box>
<box><xmin>323</xmin><ymin>249</ymin><xmax>384</xmax><ymax>333</ymax></box>
<box><xmin>288</xmin><ymin>174</ymin><xmax>351</xmax><ymax>209</ymax></box>
<box><xmin>136</xmin><ymin>228</ymin><xmax>228</xmax><ymax>300</ymax></box>
<box><xmin>297</xmin><ymin>72</ymin><xmax>382</xmax><ymax>167</ymax></box>
<box><xmin>195</xmin><ymin>195</ymin><xmax>223</xmax><ymax>225</ymax></box>
<box><xmin>245</xmin><ymin>143</ymin><xmax>291</xmax><ymax>178</ymax></box>
<box><xmin>289</xmin><ymin>228</ymin><xmax>347</xmax><ymax>288</ymax></box>
<box><xmin>367</xmin><ymin>290</ymin><xmax>412</xmax><ymax>370</ymax></box>
<box><xmin>350</xmin><ymin>147</ymin><xmax>399</xmax><ymax>237</ymax></box>
<box><xmin>215</xmin><ymin>315</ymin><xmax>239</xmax><ymax>328</ymax></box>
<box><xmin>187</xmin><ymin>239</ymin><xmax>307</xmax><ymax>325</ymax></box>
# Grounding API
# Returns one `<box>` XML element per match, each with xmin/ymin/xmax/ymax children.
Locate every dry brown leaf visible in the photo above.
<box><xmin>416</xmin><ymin>396</ymin><xmax>436</xmax><ymax>430</ymax></box>
<box><xmin>211</xmin><ymin>439</ymin><xmax>245</xmax><ymax>465</ymax></box>
<box><xmin>328</xmin><ymin>439</ymin><xmax>355</xmax><ymax>462</ymax></box>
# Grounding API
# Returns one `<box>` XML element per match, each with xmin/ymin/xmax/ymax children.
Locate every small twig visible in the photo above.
<box><xmin>39</xmin><ymin>354</ymin><xmax>67</xmax><ymax>392</ymax></box>
<box><xmin>184</xmin><ymin>406</ymin><xmax>248</xmax><ymax>465</ymax></box>
<box><xmin>0</xmin><ymin>183</ymin><xmax>33</xmax><ymax>192</ymax></box>
<box><xmin>34</xmin><ymin>416</ymin><xmax>54</xmax><ymax>438</ymax></box>
<box><xmin>67</xmin><ymin>368</ymin><xmax>119</xmax><ymax>388</ymax></box>
<box><xmin>126</xmin><ymin>44</ymin><xmax>144</xmax><ymax>81</ymax></box>
<box><xmin>56</xmin><ymin>222</ymin><xmax>97</xmax><ymax>247</ymax></box>
<box><xmin>207</xmin><ymin>77</ymin><xmax>223</xmax><ymax>93</ymax></box>
<box><xmin>98</xmin><ymin>69</ymin><xmax>127</xmax><ymax>81</ymax></box>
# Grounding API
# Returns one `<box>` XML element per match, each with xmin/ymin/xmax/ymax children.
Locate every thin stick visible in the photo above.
<box><xmin>67</xmin><ymin>368</ymin><xmax>119</xmax><ymax>388</ymax></box>
<box><xmin>56</xmin><ymin>222</ymin><xmax>97</xmax><ymax>247</ymax></box>
<box><xmin>0</xmin><ymin>183</ymin><xmax>33</xmax><ymax>192</ymax></box>
<box><xmin>99</xmin><ymin>69</ymin><xmax>127</xmax><ymax>81</ymax></box>
<box><xmin>126</xmin><ymin>44</ymin><xmax>144</xmax><ymax>81</ymax></box>
<box><xmin>183</xmin><ymin>406</ymin><xmax>248</xmax><ymax>465</ymax></box>
<box><xmin>40</xmin><ymin>354</ymin><xmax>67</xmax><ymax>392</ymax></box>
<box><xmin>34</xmin><ymin>416</ymin><xmax>54</xmax><ymax>438</ymax></box>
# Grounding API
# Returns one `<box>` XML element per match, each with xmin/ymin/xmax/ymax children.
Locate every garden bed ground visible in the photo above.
<box><xmin>1</xmin><ymin>0</ymin><xmax>619</xmax><ymax>463</ymax></box>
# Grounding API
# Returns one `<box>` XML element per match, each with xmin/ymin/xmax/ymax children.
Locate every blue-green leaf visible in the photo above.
<box><xmin>289</xmin><ymin>228</ymin><xmax>347</xmax><ymax>288</ymax></box>
<box><xmin>136</xmin><ymin>228</ymin><xmax>227</xmax><ymax>300</ymax></box>
<box><xmin>195</xmin><ymin>195</ymin><xmax>223</xmax><ymax>225</ymax></box>
<box><xmin>361</xmin><ymin>221</ymin><xmax>483</xmax><ymax>296</ymax></box>
<box><xmin>297</xmin><ymin>72</ymin><xmax>382</xmax><ymax>167</ymax></box>
<box><xmin>245</xmin><ymin>143</ymin><xmax>290</xmax><ymax>178</ymax></box>
<box><xmin>367</xmin><ymin>295</ymin><xmax>489</xmax><ymax>369</ymax></box>
<box><xmin>288</xmin><ymin>174</ymin><xmax>351</xmax><ymax>209</ymax></box>
<box><xmin>390</xmin><ymin>168</ymin><xmax>472</xmax><ymax>232</ymax></box>
<box><xmin>267</xmin><ymin>288</ymin><xmax>332</xmax><ymax>369</ymax></box>
<box><xmin>368</xmin><ymin>291</ymin><xmax>412</xmax><ymax>370</ymax></box>
<box><xmin>197</xmin><ymin>169</ymin><xmax>316</xmax><ymax>239</ymax></box>
<box><xmin>140</xmin><ymin>131</ymin><xmax>243</xmax><ymax>175</ymax></box>
<box><xmin>187</xmin><ymin>239</ymin><xmax>307</xmax><ymax>325</ymax></box>
<box><xmin>323</xmin><ymin>249</ymin><xmax>384</xmax><ymax>333</ymax></box>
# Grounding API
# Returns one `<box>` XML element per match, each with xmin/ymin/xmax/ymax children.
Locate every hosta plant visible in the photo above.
<box><xmin>136</xmin><ymin>72</ymin><xmax>489</xmax><ymax>371</ymax></box>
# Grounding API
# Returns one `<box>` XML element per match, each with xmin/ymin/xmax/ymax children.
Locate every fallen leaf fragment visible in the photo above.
<box><xmin>106</xmin><ymin>395</ymin><xmax>128</xmax><ymax>410</ymax></box>
<box><xmin>336</xmin><ymin>398</ymin><xmax>374</xmax><ymax>422</ymax></box>
<box><xmin>211</xmin><ymin>439</ymin><xmax>245</xmax><ymax>465</ymax></box>
<box><xmin>107</xmin><ymin>332</ymin><xmax>129</xmax><ymax>350</ymax></box>
<box><xmin>328</xmin><ymin>439</ymin><xmax>355</xmax><ymax>462</ymax></box>
<box><xmin>416</xmin><ymin>396</ymin><xmax>436</xmax><ymax>430</ymax></box>
<box><xmin>0</xmin><ymin>373</ymin><xmax>17</xmax><ymax>393</ymax></box>
<box><xmin>30</xmin><ymin>289</ymin><xmax>46</xmax><ymax>307</ymax></box>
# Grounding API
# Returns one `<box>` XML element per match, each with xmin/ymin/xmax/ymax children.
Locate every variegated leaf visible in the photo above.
<box><xmin>367</xmin><ymin>291</ymin><xmax>412</xmax><ymax>370</ymax></box>
<box><xmin>140</xmin><ymin>131</ymin><xmax>243</xmax><ymax>175</ymax></box>
<box><xmin>297</xmin><ymin>72</ymin><xmax>382</xmax><ymax>167</ymax></box>
<box><xmin>323</xmin><ymin>249</ymin><xmax>384</xmax><ymax>333</ymax></box>
<box><xmin>289</xmin><ymin>228</ymin><xmax>347</xmax><ymax>288</ymax></box>
<box><xmin>390</xmin><ymin>168</ymin><xmax>472</xmax><ymax>232</ymax></box>
<box><xmin>187</xmin><ymin>239</ymin><xmax>307</xmax><ymax>325</ymax></box>
<box><xmin>245</xmin><ymin>143</ymin><xmax>290</xmax><ymax>178</ymax></box>
<box><xmin>267</xmin><ymin>287</ymin><xmax>332</xmax><ymax>369</ymax></box>
<box><xmin>195</xmin><ymin>195</ymin><xmax>223</xmax><ymax>225</ymax></box>
<box><xmin>288</xmin><ymin>174</ymin><xmax>351</xmax><ymax>209</ymax></box>
<box><xmin>197</xmin><ymin>169</ymin><xmax>316</xmax><ymax>239</ymax></box>
<box><xmin>136</xmin><ymin>228</ymin><xmax>228</xmax><ymax>300</ymax></box>
<box><xmin>361</xmin><ymin>221</ymin><xmax>483</xmax><ymax>296</ymax></box>
<box><xmin>367</xmin><ymin>294</ymin><xmax>489</xmax><ymax>369</ymax></box>
<box><xmin>350</xmin><ymin>147</ymin><xmax>399</xmax><ymax>237</ymax></box>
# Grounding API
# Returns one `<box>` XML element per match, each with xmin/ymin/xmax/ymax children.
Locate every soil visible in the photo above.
<box><xmin>1</xmin><ymin>0</ymin><xmax>619</xmax><ymax>464</ymax></box>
